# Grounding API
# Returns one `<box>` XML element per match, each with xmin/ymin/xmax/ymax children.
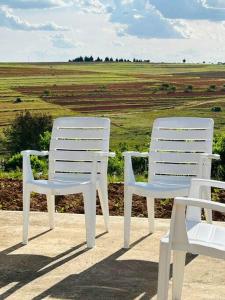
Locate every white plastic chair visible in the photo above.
<box><xmin>123</xmin><ymin>117</ymin><xmax>219</xmax><ymax>248</ymax></box>
<box><xmin>157</xmin><ymin>178</ymin><xmax>225</xmax><ymax>300</ymax></box>
<box><xmin>21</xmin><ymin>117</ymin><xmax>114</xmax><ymax>248</ymax></box>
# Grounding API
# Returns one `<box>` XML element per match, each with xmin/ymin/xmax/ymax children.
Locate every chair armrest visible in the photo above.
<box><xmin>200</xmin><ymin>153</ymin><xmax>220</xmax><ymax>160</ymax></box>
<box><xmin>21</xmin><ymin>150</ymin><xmax>49</xmax><ymax>157</ymax></box>
<box><xmin>123</xmin><ymin>151</ymin><xmax>149</xmax><ymax>158</ymax></box>
<box><xmin>94</xmin><ymin>151</ymin><xmax>115</xmax><ymax>158</ymax></box>
<box><xmin>123</xmin><ymin>152</ymin><xmax>148</xmax><ymax>184</ymax></box>
<box><xmin>191</xmin><ymin>178</ymin><xmax>225</xmax><ymax>191</ymax></box>
<box><xmin>175</xmin><ymin>197</ymin><xmax>225</xmax><ymax>213</ymax></box>
<box><xmin>21</xmin><ymin>150</ymin><xmax>48</xmax><ymax>182</ymax></box>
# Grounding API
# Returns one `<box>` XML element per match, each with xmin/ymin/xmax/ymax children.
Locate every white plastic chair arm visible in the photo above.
<box><xmin>175</xmin><ymin>197</ymin><xmax>225</xmax><ymax>213</ymax></box>
<box><xmin>123</xmin><ymin>151</ymin><xmax>149</xmax><ymax>158</ymax></box>
<box><xmin>191</xmin><ymin>178</ymin><xmax>225</xmax><ymax>190</ymax></box>
<box><xmin>200</xmin><ymin>153</ymin><xmax>220</xmax><ymax>160</ymax></box>
<box><xmin>21</xmin><ymin>150</ymin><xmax>49</xmax><ymax>182</ymax></box>
<box><xmin>21</xmin><ymin>150</ymin><xmax>49</xmax><ymax>157</ymax></box>
<box><xmin>94</xmin><ymin>151</ymin><xmax>115</xmax><ymax>158</ymax></box>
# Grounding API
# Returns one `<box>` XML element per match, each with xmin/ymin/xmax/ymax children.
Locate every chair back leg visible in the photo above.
<box><xmin>47</xmin><ymin>194</ymin><xmax>55</xmax><ymax>229</ymax></box>
<box><xmin>98</xmin><ymin>182</ymin><xmax>109</xmax><ymax>232</ymax></box>
<box><xmin>147</xmin><ymin>197</ymin><xmax>155</xmax><ymax>233</ymax></box>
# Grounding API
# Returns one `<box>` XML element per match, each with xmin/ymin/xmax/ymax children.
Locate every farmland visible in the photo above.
<box><xmin>1</xmin><ymin>62</ymin><xmax>225</xmax><ymax>149</ymax></box>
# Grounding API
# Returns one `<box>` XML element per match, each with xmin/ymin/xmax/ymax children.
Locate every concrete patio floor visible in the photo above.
<box><xmin>0</xmin><ymin>211</ymin><xmax>224</xmax><ymax>300</ymax></box>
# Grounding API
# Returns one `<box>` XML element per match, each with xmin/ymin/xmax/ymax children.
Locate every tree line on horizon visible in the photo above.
<box><xmin>68</xmin><ymin>56</ymin><xmax>150</xmax><ymax>63</ymax></box>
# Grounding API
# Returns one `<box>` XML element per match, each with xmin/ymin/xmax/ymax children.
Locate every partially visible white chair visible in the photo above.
<box><xmin>157</xmin><ymin>178</ymin><xmax>225</xmax><ymax>300</ymax></box>
<box><xmin>123</xmin><ymin>117</ymin><xmax>219</xmax><ymax>248</ymax></box>
<box><xmin>21</xmin><ymin>117</ymin><xmax>114</xmax><ymax>248</ymax></box>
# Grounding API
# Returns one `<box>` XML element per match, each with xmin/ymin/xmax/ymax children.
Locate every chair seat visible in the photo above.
<box><xmin>27</xmin><ymin>178</ymin><xmax>91</xmax><ymax>195</ymax></box>
<box><xmin>187</xmin><ymin>221</ymin><xmax>225</xmax><ymax>258</ymax></box>
<box><xmin>128</xmin><ymin>180</ymin><xmax>190</xmax><ymax>198</ymax></box>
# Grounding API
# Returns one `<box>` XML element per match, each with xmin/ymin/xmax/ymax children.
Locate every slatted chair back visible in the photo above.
<box><xmin>49</xmin><ymin>117</ymin><xmax>110</xmax><ymax>181</ymax></box>
<box><xmin>149</xmin><ymin>117</ymin><xmax>214</xmax><ymax>183</ymax></box>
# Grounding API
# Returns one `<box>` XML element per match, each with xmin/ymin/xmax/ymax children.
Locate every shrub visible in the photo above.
<box><xmin>207</xmin><ymin>84</ymin><xmax>216</xmax><ymax>92</ymax></box>
<box><xmin>212</xmin><ymin>134</ymin><xmax>225</xmax><ymax>181</ymax></box>
<box><xmin>184</xmin><ymin>85</ymin><xmax>193</xmax><ymax>93</ymax></box>
<box><xmin>211</xmin><ymin>107</ymin><xmax>222</xmax><ymax>112</ymax></box>
<box><xmin>39</xmin><ymin>131</ymin><xmax>51</xmax><ymax>150</ymax></box>
<box><xmin>14</xmin><ymin>97</ymin><xmax>22</xmax><ymax>103</ymax></box>
<box><xmin>4</xmin><ymin>111</ymin><xmax>53</xmax><ymax>155</ymax></box>
<box><xmin>4</xmin><ymin>153</ymin><xmax>48</xmax><ymax>173</ymax></box>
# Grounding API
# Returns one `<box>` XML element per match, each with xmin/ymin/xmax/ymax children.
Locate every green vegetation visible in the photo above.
<box><xmin>1</xmin><ymin>62</ymin><xmax>225</xmax><ymax>177</ymax></box>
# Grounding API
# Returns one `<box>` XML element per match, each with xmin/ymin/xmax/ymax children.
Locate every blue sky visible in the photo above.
<box><xmin>0</xmin><ymin>0</ymin><xmax>225</xmax><ymax>62</ymax></box>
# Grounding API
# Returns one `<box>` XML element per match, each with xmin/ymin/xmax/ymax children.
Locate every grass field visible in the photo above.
<box><xmin>1</xmin><ymin>62</ymin><xmax>225</xmax><ymax>149</ymax></box>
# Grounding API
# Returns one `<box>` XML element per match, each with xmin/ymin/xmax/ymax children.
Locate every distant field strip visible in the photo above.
<box><xmin>1</xmin><ymin>62</ymin><xmax>225</xmax><ymax>147</ymax></box>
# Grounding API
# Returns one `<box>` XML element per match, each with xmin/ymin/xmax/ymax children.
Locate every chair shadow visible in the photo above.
<box><xmin>32</xmin><ymin>236</ymin><xmax>197</xmax><ymax>300</ymax></box>
<box><xmin>0</xmin><ymin>230</ymin><xmax>106</xmax><ymax>299</ymax></box>
<box><xmin>0</xmin><ymin>230</ymin><xmax>197</xmax><ymax>300</ymax></box>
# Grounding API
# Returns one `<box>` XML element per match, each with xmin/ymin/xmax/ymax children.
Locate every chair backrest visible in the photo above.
<box><xmin>48</xmin><ymin>117</ymin><xmax>110</xmax><ymax>181</ymax></box>
<box><xmin>149</xmin><ymin>117</ymin><xmax>214</xmax><ymax>183</ymax></box>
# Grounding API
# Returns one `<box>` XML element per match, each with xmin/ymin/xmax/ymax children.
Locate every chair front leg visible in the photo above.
<box><xmin>83</xmin><ymin>185</ymin><xmax>96</xmax><ymax>248</ymax></box>
<box><xmin>147</xmin><ymin>197</ymin><xmax>155</xmax><ymax>233</ymax></box>
<box><xmin>22</xmin><ymin>187</ymin><xmax>31</xmax><ymax>245</ymax></box>
<box><xmin>172</xmin><ymin>250</ymin><xmax>186</xmax><ymax>300</ymax></box>
<box><xmin>124</xmin><ymin>187</ymin><xmax>133</xmax><ymax>248</ymax></box>
<box><xmin>157</xmin><ymin>240</ymin><xmax>171</xmax><ymax>300</ymax></box>
<box><xmin>47</xmin><ymin>194</ymin><xmax>55</xmax><ymax>229</ymax></box>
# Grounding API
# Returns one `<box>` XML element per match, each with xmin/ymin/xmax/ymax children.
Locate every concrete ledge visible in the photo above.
<box><xmin>0</xmin><ymin>211</ymin><xmax>224</xmax><ymax>299</ymax></box>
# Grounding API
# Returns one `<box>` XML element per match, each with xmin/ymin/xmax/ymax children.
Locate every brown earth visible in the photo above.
<box><xmin>0</xmin><ymin>179</ymin><xmax>224</xmax><ymax>221</ymax></box>
<box><xmin>0</xmin><ymin>66</ymin><xmax>99</xmax><ymax>77</ymax></box>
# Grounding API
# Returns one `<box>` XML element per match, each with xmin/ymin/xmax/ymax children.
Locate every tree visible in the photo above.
<box><xmin>4</xmin><ymin>111</ymin><xmax>53</xmax><ymax>154</ymax></box>
<box><xmin>182</xmin><ymin>59</ymin><xmax>186</xmax><ymax>63</ymax></box>
<box><xmin>104</xmin><ymin>57</ymin><xmax>109</xmax><ymax>62</ymax></box>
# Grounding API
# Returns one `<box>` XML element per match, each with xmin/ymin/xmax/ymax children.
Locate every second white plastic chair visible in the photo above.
<box><xmin>123</xmin><ymin>117</ymin><xmax>219</xmax><ymax>248</ymax></box>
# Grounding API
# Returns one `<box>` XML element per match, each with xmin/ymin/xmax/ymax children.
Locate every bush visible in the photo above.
<box><xmin>211</xmin><ymin>107</ymin><xmax>222</xmax><ymax>112</ymax></box>
<box><xmin>4</xmin><ymin>153</ymin><xmax>48</xmax><ymax>173</ymax></box>
<box><xmin>4</xmin><ymin>111</ymin><xmax>53</xmax><ymax>155</ymax></box>
<box><xmin>212</xmin><ymin>134</ymin><xmax>225</xmax><ymax>181</ymax></box>
<box><xmin>14</xmin><ymin>97</ymin><xmax>22</xmax><ymax>103</ymax></box>
<box><xmin>184</xmin><ymin>85</ymin><xmax>193</xmax><ymax>93</ymax></box>
<box><xmin>207</xmin><ymin>84</ymin><xmax>216</xmax><ymax>92</ymax></box>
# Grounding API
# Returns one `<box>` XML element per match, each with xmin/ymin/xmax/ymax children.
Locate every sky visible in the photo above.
<box><xmin>0</xmin><ymin>0</ymin><xmax>225</xmax><ymax>62</ymax></box>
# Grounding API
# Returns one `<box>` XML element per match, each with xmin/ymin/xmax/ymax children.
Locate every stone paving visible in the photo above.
<box><xmin>0</xmin><ymin>211</ymin><xmax>224</xmax><ymax>299</ymax></box>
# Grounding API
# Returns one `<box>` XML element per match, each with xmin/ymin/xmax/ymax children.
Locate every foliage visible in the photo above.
<box><xmin>4</xmin><ymin>111</ymin><xmax>53</xmax><ymax>155</ymax></box>
<box><xmin>207</xmin><ymin>84</ymin><xmax>216</xmax><ymax>92</ymax></box>
<box><xmin>211</xmin><ymin>106</ymin><xmax>222</xmax><ymax>112</ymax></box>
<box><xmin>4</xmin><ymin>153</ymin><xmax>48</xmax><ymax>174</ymax></box>
<box><xmin>184</xmin><ymin>85</ymin><xmax>193</xmax><ymax>92</ymax></box>
<box><xmin>212</xmin><ymin>134</ymin><xmax>225</xmax><ymax>180</ymax></box>
<box><xmin>39</xmin><ymin>131</ymin><xmax>51</xmax><ymax>150</ymax></box>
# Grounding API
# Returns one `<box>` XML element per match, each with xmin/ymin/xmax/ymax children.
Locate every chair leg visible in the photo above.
<box><xmin>47</xmin><ymin>194</ymin><xmax>55</xmax><ymax>229</ymax></box>
<box><xmin>22</xmin><ymin>187</ymin><xmax>31</xmax><ymax>245</ymax></box>
<box><xmin>147</xmin><ymin>197</ymin><xmax>155</xmax><ymax>233</ymax></box>
<box><xmin>172</xmin><ymin>250</ymin><xmax>186</xmax><ymax>300</ymax></box>
<box><xmin>124</xmin><ymin>188</ymin><xmax>133</xmax><ymax>248</ymax></box>
<box><xmin>98</xmin><ymin>183</ymin><xmax>109</xmax><ymax>232</ymax></box>
<box><xmin>157</xmin><ymin>240</ymin><xmax>171</xmax><ymax>300</ymax></box>
<box><xmin>83</xmin><ymin>188</ymin><xmax>96</xmax><ymax>248</ymax></box>
<box><xmin>202</xmin><ymin>186</ymin><xmax>212</xmax><ymax>224</ymax></box>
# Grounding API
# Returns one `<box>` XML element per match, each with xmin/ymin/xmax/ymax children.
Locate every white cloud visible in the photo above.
<box><xmin>0</xmin><ymin>0</ymin><xmax>72</xmax><ymax>9</ymax></box>
<box><xmin>0</xmin><ymin>6</ymin><xmax>68</xmax><ymax>31</ymax></box>
<box><xmin>51</xmin><ymin>33</ymin><xmax>81</xmax><ymax>48</ymax></box>
<box><xmin>107</xmin><ymin>1</ymin><xmax>187</xmax><ymax>38</ymax></box>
